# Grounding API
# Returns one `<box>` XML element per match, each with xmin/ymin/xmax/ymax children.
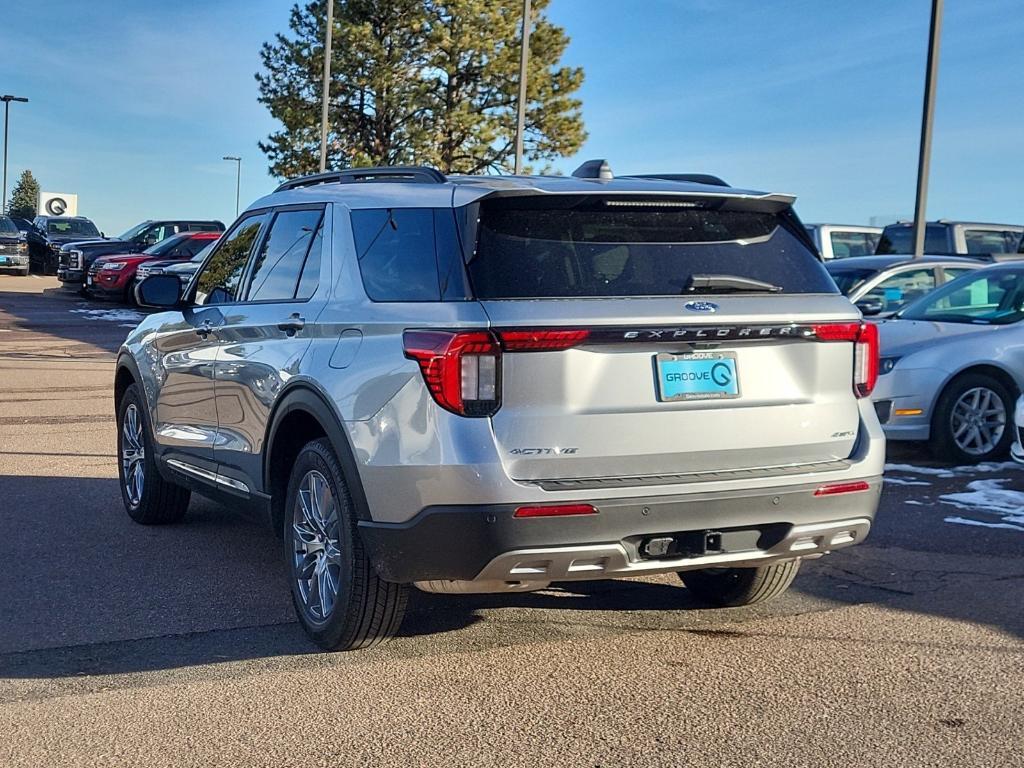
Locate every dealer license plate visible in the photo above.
<box><xmin>655</xmin><ymin>352</ymin><xmax>740</xmax><ymax>402</ymax></box>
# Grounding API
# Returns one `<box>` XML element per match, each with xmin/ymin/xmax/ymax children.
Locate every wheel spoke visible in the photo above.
<box><xmin>291</xmin><ymin>468</ymin><xmax>343</xmax><ymax>621</ymax></box>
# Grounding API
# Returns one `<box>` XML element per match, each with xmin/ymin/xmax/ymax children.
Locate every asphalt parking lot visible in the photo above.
<box><xmin>0</xmin><ymin>276</ymin><xmax>1022</xmax><ymax>767</ymax></box>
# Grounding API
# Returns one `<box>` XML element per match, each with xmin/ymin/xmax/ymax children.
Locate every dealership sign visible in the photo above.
<box><xmin>38</xmin><ymin>192</ymin><xmax>78</xmax><ymax>217</ymax></box>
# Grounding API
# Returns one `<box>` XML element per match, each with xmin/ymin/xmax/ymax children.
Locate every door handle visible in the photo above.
<box><xmin>277</xmin><ymin>313</ymin><xmax>305</xmax><ymax>336</ymax></box>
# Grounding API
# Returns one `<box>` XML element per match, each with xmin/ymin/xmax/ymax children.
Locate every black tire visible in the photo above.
<box><xmin>284</xmin><ymin>438</ymin><xmax>408</xmax><ymax>651</ymax></box>
<box><xmin>931</xmin><ymin>372</ymin><xmax>1014</xmax><ymax>464</ymax></box>
<box><xmin>117</xmin><ymin>383</ymin><xmax>190</xmax><ymax>524</ymax></box>
<box><xmin>680</xmin><ymin>560</ymin><xmax>800</xmax><ymax>607</ymax></box>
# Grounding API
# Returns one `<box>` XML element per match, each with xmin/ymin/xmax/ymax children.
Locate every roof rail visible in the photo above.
<box><xmin>624</xmin><ymin>173</ymin><xmax>730</xmax><ymax>187</ymax></box>
<box><xmin>275</xmin><ymin>165</ymin><xmax>447</xmax><ymax>193</ymax></box>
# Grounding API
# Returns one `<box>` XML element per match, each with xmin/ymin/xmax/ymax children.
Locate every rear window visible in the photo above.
<box><xmin>468</xmin><ymin>198</ymin><xmax>835</xmax><ymax>298</ymax></box>
<box><xmin>825</xmin><ymin>266</ymin><xmax>876</xmax><ymax>295</ymax></box>
<box><xmin>876</xmin><ymin>224</ymin><xmax>948</xmax><ymax>255</ymax></box>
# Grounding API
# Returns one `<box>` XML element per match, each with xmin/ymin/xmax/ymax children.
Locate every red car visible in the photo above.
<box><xmin>86</xmin><ymin>231</ymin><xmax>221</xmax><ymax>303</ymax></box>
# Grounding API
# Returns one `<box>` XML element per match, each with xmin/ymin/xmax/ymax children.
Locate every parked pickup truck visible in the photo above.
<box><xmin>58</xmin><ymin>219</ymin><xmax>224</xmax><ymax>289</ymax></box>
<box><xmin>805</xmin><ymin>224</ymin><xmax>881</xmax><ymax>259</ymax></box>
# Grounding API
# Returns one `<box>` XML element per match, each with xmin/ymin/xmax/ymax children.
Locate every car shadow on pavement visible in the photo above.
<box><xmin>0</xmin><ymin>471</ymin><xmax>1022</xmax><ymax>681</ymax></box>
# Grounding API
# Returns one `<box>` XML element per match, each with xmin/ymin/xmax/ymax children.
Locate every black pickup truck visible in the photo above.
<box><xmin>25</xmin><ymin>216</ymin><xmax>103</xmax><ymax>274</ymax></box>
<box><xmin>57</xmin><ymin>218</ymin><xmax>224</xmax><ymax>288</ymax></box>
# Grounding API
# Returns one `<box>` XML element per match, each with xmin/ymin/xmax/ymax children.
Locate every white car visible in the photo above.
<box><xmin>873</xmin><ymin>262</ymin><xmax>1024</xmax><ymax>463</ymax></box>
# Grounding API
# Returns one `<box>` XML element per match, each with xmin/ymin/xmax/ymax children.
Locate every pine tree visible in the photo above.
<box><xmin>8</xmin><ymin>170</ymin><xmax>40</xmax><ymax>219</ymax></box>
<box><xmin>256</xmin><ymin>0</ymin><xmax>585</xmax><ymax>177</ymax></box>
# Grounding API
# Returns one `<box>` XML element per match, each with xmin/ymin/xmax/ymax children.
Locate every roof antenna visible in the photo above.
<box><xmin>571</xmin><ymin>159</ymin><xmax>613</xmax><ymax>180</ymax></box>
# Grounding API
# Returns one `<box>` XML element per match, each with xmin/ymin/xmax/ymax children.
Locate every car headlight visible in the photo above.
<box><xmin>101</xmin><ymin>262</ymin><xmax>127</xmax><ymax>271</ymax></box>
<box><xmin>879</xmin><ymin>357</ymin><xmax>901</xmax><ymax>375</ymax></box>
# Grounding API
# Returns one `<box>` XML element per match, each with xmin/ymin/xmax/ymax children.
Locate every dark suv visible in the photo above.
<box><xmin>26</xmin><ymin>216</ymin><xmax>102</xmax><ymax>274</ymax></box>
<box><xmin>58</xmin><ymin>219</ymin><xmax>224</xmax><ymax>288</ymax></box>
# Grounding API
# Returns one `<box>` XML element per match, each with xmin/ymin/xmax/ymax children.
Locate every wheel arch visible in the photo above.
<box><xmin>114</xmin><ymin>354</ymin><xmax>143</xmax><ymax>413</ymax></box>
<box><xmin>933</xmin><ymin>363</ymin><xmax>1021</xmax><ymax>415</ymax></box>
<box><xmin>263</xmin><ymin>383</ymin><xmax>371</xmax><ymax>537</ymax></box>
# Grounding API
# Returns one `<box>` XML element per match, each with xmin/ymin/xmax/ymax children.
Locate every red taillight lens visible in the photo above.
<box><xmin>814</xmin><ymin>480</ymin><xmax>871</xmax><ymax>497</ymax></box>
<box><xmin>497</xmin><ymin>329</ymin><xmax>591</xmax><ymax>351</ymax></box>
<box><xmin>403</xmin><ymin>330</ymin><xmax>500</xmax><ymax>417</ymax></box>
<box><xmin>812</xmin><ymin>322</ymin><xmax>879</xmax><ymax>398</ymax></box>
<box><xmin>513</xmin><ymin>503</ymin><xmax>598</xmax><ymax>518</ymax></box>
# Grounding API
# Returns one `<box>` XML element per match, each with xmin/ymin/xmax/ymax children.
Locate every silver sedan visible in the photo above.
<box><xmin>873</xmin><ymin>262</ymin><xmax>1024</xmax><ymax>462</ymax></box>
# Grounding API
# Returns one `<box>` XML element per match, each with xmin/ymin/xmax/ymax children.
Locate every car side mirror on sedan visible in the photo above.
<box><xmin>856</xmin><ymin>299</ymin><xmax>884</xmax><ymax>316</ymax></box>
<box><xmin>137</xmin><ymin>274</ymin><xmax>183</xmax><ymax>309</ymax></box>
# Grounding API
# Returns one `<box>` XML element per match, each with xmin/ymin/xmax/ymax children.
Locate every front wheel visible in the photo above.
<box><xmin>679</xmin><ymin>560</ymin><xmax>801</xmax><ymax>607</ymax></box>
<box><xmin>932</xmin><ymin>373</ymin><xmax>1013</xmax><ymax>464</ymax></box>
<box><xmin>285</xmin><ymin>438</ymin><xmax>408</xmax><ymax>651</ymax></box>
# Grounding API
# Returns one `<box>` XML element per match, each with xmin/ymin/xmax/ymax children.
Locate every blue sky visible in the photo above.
<box><xmin>1</xmin><ymin>0</ymin><xmax>1022</xmax><ymax>234</ymax></box>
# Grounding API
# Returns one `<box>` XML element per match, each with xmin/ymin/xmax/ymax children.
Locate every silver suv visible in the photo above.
<box><xmin>116</xmin><ymin>163</ymin><xmax>885</xmax><ymax>650</ymax></box>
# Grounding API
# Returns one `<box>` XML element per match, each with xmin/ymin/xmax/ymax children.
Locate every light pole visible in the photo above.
<box><xmin>319</xmin><ymin>0</ymin><xmax>334</xmax><ymax>173</ymax></box>
<box><xmin>513</xmin><ymin>0</ymin><xmax>532</xmax><ymax>175</ymax></box>
<box><xmin>223</xmin><ymin>156</ymin><xmax>241</xmax><ymax>218</ymax></box>
<box><xmin>912</xmin><ymin>0</ymin><xmax>944</xmax><ymax>259</ymax></box>
<box><xmin>2</xmin><ymin>95</ymin><xmax>29</xmax><ymax>213</ymax></box>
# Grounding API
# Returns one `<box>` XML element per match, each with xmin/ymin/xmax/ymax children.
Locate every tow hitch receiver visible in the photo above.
<box><xmin>642</xmin><ymin>530</ymin><xmax>724</xmax><ymax>559</ymax></box>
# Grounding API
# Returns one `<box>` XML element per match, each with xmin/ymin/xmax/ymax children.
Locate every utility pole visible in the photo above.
<box><xmin>223</xmin><ymin>156</ymin><xmax>241</xmax><ymax>217</ymax></box>
<box><xmin>319</xmin><ymin>0</ymin><xmax>334</xmax><ymax>173</ymax></box>
<box><xmin>912</xmin><ymin>0</ymin><xmax>944</xmax><ymax>259</ymax></box>
<box><xmin>513</xmin><ymin>0</ymin><xmax>532</xmax><ymax>175</ymax></box>
<box><xmin>1</xmin><ymin>95</ymin><xmax>29</xmax><ymax>212</ymax></box>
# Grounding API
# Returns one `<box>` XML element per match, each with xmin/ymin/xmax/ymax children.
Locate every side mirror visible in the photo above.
<box><xmin>856</xmin><ymin>299</ymin><xmax>884</xmax><ymax>317</ymax></box>
<box><xmin>137</xmin><ymin>274</ymin><xmax>183</xmax><ymax>308</ymax></box>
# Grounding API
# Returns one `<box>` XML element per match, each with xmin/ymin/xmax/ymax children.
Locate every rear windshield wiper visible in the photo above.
<box><xmin>684</xmin><ymin>274</ymin><xmax>784</xmax><ymax>294</ymax></box>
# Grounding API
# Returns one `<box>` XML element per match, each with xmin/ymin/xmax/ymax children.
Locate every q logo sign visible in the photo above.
<box><xmin>45</xmin><ymin>197</ymin><xmax>68</xmax><ymax>216</ymax></box>
<box><xmin>710</xmin><ymin>361</ymin><xmax>733</xmax><ymax>387</ymax></box>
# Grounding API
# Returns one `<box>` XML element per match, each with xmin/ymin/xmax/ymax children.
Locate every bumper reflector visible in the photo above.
<box><xmin>814</xmin><ymin>480</ymin><xmax>871</xmax><ymax>497</ymax></box>
<box><xmin>514</xmin><ymin>503</ymin><xmax>598</xmax><ymax>518</ymax></box>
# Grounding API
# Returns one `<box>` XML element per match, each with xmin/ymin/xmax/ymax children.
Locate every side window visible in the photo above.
<box><xmin>244</xmin><ymin>208</ymin><xmax>324</xmax><ymax>302</ymax></box>
<box><xmin>352</xmin><ymin>208</ymin><xmax>440</xmax><ymax>301</ymax></box>
<box><xmin>295</xmin><ymin>222</ymin><xmax>323</xmax><ymax>300</ymax></box>
<box><xmin>830</xmin><ymin>232</ymin><xmax>873</xmax><ymax>259</ymax></box>
<box><xmin>194</xmin><ymin>213</ymin><xmax>269</xmax><ymax>306</ymax></box>
<box><xmin>863</xmin><ymin>268</ymin><xmax>937</xmax><ymax>313</ymax></box>
<box><xmin>964</xmin><ymin>229</ymin><xmax>1009</xmax><ymax>254</ymax></box>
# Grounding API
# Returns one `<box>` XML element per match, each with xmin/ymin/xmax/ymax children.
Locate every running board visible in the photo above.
<box><xmin>165</xmin><ymin>458</ymin><xmax>251</xmax><ymax>496</ymax></box>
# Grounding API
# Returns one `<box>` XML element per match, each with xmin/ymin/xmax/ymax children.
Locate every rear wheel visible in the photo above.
<box><xmin>285</xmin><ymin>438</ymin><xmax>408</xmax><ymax>651</ymax></box>
<box><xmin>932</xmin><ymin>373</ymin><xmax>1013</xmax><ymax>463</ymax></box>
<box><xmin>679</xmin><ymin>560</ymin><xmax>800</xmax><ymax>607</ymax></box>
<box><xmin>117</xmin><ymin>383</ymin><xmax>190</xmax><ymax>524</ymax></box>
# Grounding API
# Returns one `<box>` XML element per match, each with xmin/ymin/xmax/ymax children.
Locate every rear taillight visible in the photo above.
<box><xmin>814</xmin><ymin>480</ymin><xmax>871</xmax><ymax>497</ymax></box>
<box><xmin>812</xmin><ymin>322</ymin><xmax>879</xmax><ymax>398</ymax></box>
<box><xmin>497</xmin><ymin>329</ymin><xmax>590</xmax><ymax>351</ymax></box>
<box><xmin>403</xmin><ymin>330</ymin><xmax>500</xmax><ymax>417</ymax></box>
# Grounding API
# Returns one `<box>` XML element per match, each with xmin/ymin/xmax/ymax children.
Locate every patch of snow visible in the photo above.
<box><xmin>884</xmin><ymin>463</ymin><xmax>955</xmax><ymax>477</ymax></box>
<box><xmin>938</xmin><ymin>478</ymin><xmax>1024</xmax><ymax>533</ymax></box>
<box><xmin>70</xmin><ymin>308</ymin><xmax>145</xmax><ymax>323</ymax></box>
<box><xmin>904</xmin><ymin>500</ymin><xmax>924</xmax><ymax>506</ymax></box>
<box><xmin>943</xmin><ymin>516</ymin><xmax>1024</xmax><ymax>532</ymax></box>
<box><xmin>884</xmin><ymin>477</ymin><xmax>931</xmax><ymax>487</ymax></box>
<box><xmin>884</xmin><ymin>461</ymin><xmax>1022</xmax><ymax>478</ymax></box>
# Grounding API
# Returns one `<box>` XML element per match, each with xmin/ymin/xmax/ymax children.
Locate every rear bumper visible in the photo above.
<box><xmin>359</xmin><ymin>478</ymin><xmax>882</xmax><ymax>583</ymax></box>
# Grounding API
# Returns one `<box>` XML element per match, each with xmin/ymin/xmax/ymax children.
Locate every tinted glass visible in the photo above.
<box><xmin>0</xmin><ymin>216</ymin><xmax>17</xmax><ymax>235</ymax></box>
<box><xmin>469</xmin><ymin>198</ymin><xmax>834</xmax><ymax>298</ymax></box>
<box><xmin>143</xmin><ymin>233</ymin><xmax>190</xmax><ymax>256</ymax></box>
<box><xmin>118</xmin><ymin>222</ymin><xmax>150</xmax><ymax>240</ymax></box>
<box><xmin>829</xmin><ymin>231</ymin><xmax>874</xmax><ymax>258</ymax></box>
<box><xmin>825</xmin><ymin>266</ymin><xmax>876</xmax><ymax>295</ymax></box>
<box><xmin>184</xmin><ymin>237</ymin><xmax>216</xmax><ymax>257</ymax></box>
<box><xmin>187</xmin><ymin>223</ymin><xmax>223</xmax><ymax>232</ymax></box>
<box><xmin>352</xmin><ymin>208</ymin><xmax>441</xmax><ymax>301</ymax></box>
<box><xmin>963</xmin><ymin>229</ymin><xmax>1015</xmax><ymax>254</ymax></box>
<box><xmin>245</xmin><ymin>208</ymin><xmax>323</xmax><ymax>302</ymax></box>
<box><xmin>899</xmin><ymin>269</ymin><xmax>1024</xmax><ymax>325</ymax></box>
<box><xmin>194</xmin><ymin>214</ymin><xmax>268</xmax><ymax>305</ymax></box>
<box><xmin>876</xmin><ymin>224</ymin><xmax>948</xmax><ymax>254</ymax></box>
<box><xmin>859</xmin><ymin>268</ymin><xmax>936</xmax><ymax>313</ymax></box>
<box><xmin>295</xmin><ymin>222</ymin><xmax>323</xmax><ymax>300</ymax></box>
<box><xmin>47</xmin><ymin>219</ymin><xmax>100</xmax><ymax>237</ymax></box>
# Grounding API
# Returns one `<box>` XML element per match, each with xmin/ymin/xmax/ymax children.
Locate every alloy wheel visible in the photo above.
<box><xmin>121</xmin><ymin>403</ymin><xmax>145</xmax><ymax>505</ymax></box>
<box><xmin>950</xmin><ymin>386</ymin><xmax>1006</xmax><ymax>456</ymax></box>
<box><xmin>291</xmin><ymin>470</ymin><xmax>343</xmax><ymax>622</ymax></box>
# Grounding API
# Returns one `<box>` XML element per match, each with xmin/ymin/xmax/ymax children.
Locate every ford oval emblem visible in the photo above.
<box><xmin>684</xmin><ymin>300</ymin><xmax>719</xmax><ymax>313</ymax></box>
